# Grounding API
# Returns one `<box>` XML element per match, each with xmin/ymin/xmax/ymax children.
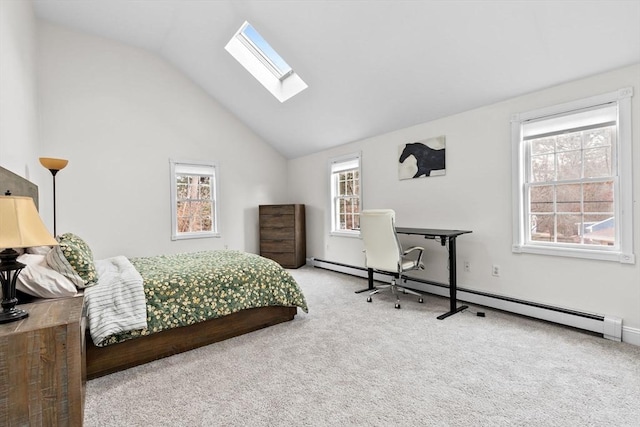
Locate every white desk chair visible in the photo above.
<box><xmin>360</xmin><ymin>209</ymin><xmax>425</xmax><ymax>309</ymax></box>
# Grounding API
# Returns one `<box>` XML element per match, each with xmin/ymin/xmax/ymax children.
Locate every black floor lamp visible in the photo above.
<box><xmin>39</xmin><ymin>157</ymin><xmax>68</xmax><ymax>236</ymax></box>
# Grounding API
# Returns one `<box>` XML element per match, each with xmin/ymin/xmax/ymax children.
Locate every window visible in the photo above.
<box><xmin>330</xmin><ymin>153</ymin><xmax>361</xmax><ymax>235</ymax></box>
<box><xmin>225</xmin><ymin>21</ymin><xmax>307</xmax><ymax>102</ymax></box>
<box><xmin>170</xmin><ymin>160</ymin><xmax>219</xmax><ymax>240</ymax></box>
<box><xmin>511</xmin><ymin>87</ymin><xmax>634</xmax><ymax>263</ymax></box>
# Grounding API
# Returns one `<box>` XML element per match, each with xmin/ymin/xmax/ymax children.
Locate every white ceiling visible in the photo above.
<box><xmin>33</xmin><ymin>0</ymin><xmax>640</xmax><ymax>159</ymax></box>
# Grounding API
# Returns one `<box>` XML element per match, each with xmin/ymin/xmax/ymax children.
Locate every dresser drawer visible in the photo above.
<box><xmin>261</xmin><ymin>252</ymin><xmax>296</xmax><ymax>267</ymax></box>
<box><xmin>260</xmin><ymin>214</ymin><xmax>294</xmax><ymax>229</ymax></box>
<box><xmin>261</xmin><ymin>240</ymin><xmax>295</xmax><ymax>253</ymax></box>
<box><xmin>260</xmin><ymin>205</ymin><xmax>295</xmax><ymax>215</ymax></box>
<box><xmin>260</xmin><ymin>227</ymin><xmax>294</xmax><ymax>240</ymax></box>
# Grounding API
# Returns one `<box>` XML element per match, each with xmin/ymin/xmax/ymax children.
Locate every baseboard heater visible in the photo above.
<box><xmin>310</xmin><ymin>257</ymin><xmax>623</xmax><ymax>342</ymax></box>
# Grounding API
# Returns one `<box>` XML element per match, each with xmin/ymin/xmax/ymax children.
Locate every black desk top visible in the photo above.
<box><xmin>395</xmin><ymin>227</ymin><xmax>472</xmax><ymax>238</ymax></box>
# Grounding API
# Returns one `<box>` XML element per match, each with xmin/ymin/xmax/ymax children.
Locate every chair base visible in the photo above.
<box><xmin>366</xmin><ymin>279</ymin><xmax>424</xmax><ymax>308</ymax></box>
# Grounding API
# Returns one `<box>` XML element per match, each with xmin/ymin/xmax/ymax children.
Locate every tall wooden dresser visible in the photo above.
<box><xmin>259</xmin><ymin>204</ymin><xmax>306</xmax><ymax>268</ymax></box>
<box><xmin>0</xmin><ymin>296</ymin><xmax>86</xmax><ymax>426</ymax></box>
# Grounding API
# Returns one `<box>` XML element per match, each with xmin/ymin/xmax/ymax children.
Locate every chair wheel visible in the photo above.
<box><xmin>418</xmin><ymin>298</ymin><xmax>424</xmax><ymax>303</ymax></box>
<box><xmin>395</xmin><ymin>303</ymin><xmax>401</xmax><ymax>309</ymax></box>
<box><xmin>367</xmin><ymin>297</ymin><xmax>372</xmax><ymax>303</ymax></box>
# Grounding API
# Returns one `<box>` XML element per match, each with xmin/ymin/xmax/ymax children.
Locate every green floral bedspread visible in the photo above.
<box><xmin>99</xmin><ymin>250</ymin><xmax>308</xmax><ymax>346</ymax></box>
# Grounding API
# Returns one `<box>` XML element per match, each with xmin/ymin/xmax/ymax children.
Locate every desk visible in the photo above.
<box><xmin>357</xmin><ymin>227</ymin><xmax>472</xmax><ymax>320</ymax></box>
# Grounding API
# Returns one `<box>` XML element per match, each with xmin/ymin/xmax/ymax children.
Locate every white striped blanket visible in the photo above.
<box><xmin>84</xmin><ymin>256</ymin><xmax>148</xmax><ymax>346</ymax></box>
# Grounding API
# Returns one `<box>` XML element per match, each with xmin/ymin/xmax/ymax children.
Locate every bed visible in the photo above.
<box><xmin>1</xmin><ymin>165</ymin><xmax>308</xmax><ymax>379</ymax></box>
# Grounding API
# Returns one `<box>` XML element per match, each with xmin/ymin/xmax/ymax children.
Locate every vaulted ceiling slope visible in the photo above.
<box><xmin>33</xmin><ymin>0</ymin><xmax>640</xmax><ymax>159</ymax></box>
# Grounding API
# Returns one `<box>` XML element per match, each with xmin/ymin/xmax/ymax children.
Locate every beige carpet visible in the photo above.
<box><xmin>84</xmin><ymin>266</ymin><xmax>640</xmax><ymax>426</ymax></box>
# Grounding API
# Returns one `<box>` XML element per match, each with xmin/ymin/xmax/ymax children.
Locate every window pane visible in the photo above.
<box><xmin>557</xmin><ymin>150</ymin><xmax>581</xmax><ymax>181</ymax></box>
<box><xmin>556</xmin><ymin>133</ymin><xmax>581</xmax><ymax>151</ymax></box>
<box><xmin>530</xmin><ymin>214</ymin><xmax>554</xmax><ymax>242</ymax></box>
<box><xmin>557</xmin><ymin>214</ymin><xmax>581</xmax><ymax>243</ymax></box>
<box><xmin>177</xmin><ymin>183</ymin><xmax>188</xmax><ymax>199</ymax></box>
<box><xmin>531</xmin><ymin>137</ymin><xmax>555</xmax><ymax>155</ymax></box>
<box><xmin>584</xmin><ymin>181</ymin><xmax>614</xmax><ymax>213</ymax></box>
<box><xmin>556</xmin><ymin>184</ymin><xmax>581</xmax><ymax>213</ymax></box>
<box><xmin>584</xmin><ymin>127</ymin><xmax>612</xmax><ymax>148</ymax></box>
<box><xmin>531</xmin><ymin>153</ymin><xmax>555</xmax><ymax>182</ymax></box>
<box><xmin>530</xmin><ymin>185</ymin><xmax>554</xmax><ymax>213</ymax></box>
<box><xmin>199</xmin><ymin>184</ymin><xmax>211</xmax><ymax>199</ymax></box>
<box><xmin>584</xmin><ymin>147</ymin><xmax>612</xmax><ymax>178</ymax></box>
<box><xmin>583</xmin><ymin>215</ymin><xmax>614</xmax><ymax>246</ymax></box>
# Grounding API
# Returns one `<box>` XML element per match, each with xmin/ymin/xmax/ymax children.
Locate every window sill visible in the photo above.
<box><xmin>330</xmin><ymin>230</ymin><xmax>361</xmax><ymax>238</ymax></box>
<box><xmin>513</xmin><ymin>244</ymin><xmax>635</xmax><ymax>264</ymax></box>
<box><xmin>172</xmin><ymin>232</ymin><xmax>221</xmax><ymax>241</ymax></box>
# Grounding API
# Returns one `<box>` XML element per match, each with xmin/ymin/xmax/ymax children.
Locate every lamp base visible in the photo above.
<box><xmin>0</xmin><ymin>307</ymin><xmax>28</xmax><ymax>324</ymax></box>
<box><xmin>0</xmin><ymin>248</ymin><xmax>28</xmax><ymax>324</ymax></box>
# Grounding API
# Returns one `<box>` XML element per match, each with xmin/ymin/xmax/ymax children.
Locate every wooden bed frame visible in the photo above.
<box><xmin>2</xmin><ymin>165</ymin><xmax>300</xmax><ymax>379</ymax></box>
<box><xmin>86</xmin><ymin>306</ymin><xmax>297</xmax><ymax>379</ymax></box>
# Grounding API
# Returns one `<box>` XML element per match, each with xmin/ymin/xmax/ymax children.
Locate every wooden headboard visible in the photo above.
<box><xmin>0</xmin><ymin>166</ymin><xmax>39</xmax><ymax>208</ymax></box>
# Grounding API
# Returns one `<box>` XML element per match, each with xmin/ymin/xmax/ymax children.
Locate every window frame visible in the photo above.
<box><xmin>170</xmin><ymin>159</ymin><xmax>220</xmax><ymax>241</ymax></box>
<box><xmin>511</xmin><ymin>87</ymin><xmax>634</xmax><ymax>263</ymax></box>
<box><xmin>329</xmin><ymin>153</ymin><xmax>362</xmax><ymax>237</ymax></box>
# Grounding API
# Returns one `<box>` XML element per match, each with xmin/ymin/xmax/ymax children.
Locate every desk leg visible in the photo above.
<box><xmin>437</xmin><ymin>236</ymin><xmax>468</xmax><ymax>319</ymax></box>
<box><xmin>355</xmin><ymin>268</ymin><xmax>375</xmax><ymax>294</ymax></box>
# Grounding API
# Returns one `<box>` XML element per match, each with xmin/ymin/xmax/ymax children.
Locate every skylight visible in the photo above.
<box><xmin>237</xmin><ymin>22</ymin><xmax>293</xmax><ymax>81</ymax></box>
<box><xmin>225</xmin><ymin>21</ymin><xmax>307</xmax><ymax>102</ymax></box>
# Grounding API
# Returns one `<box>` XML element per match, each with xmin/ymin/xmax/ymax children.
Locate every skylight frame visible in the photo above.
<box><xmin>236</xmin><ymin>22</ymin><xmax>293</xmax><ymax>82</ymax></box>
<box><xmin>225</xmin><ymin>20</ymin><xmax>308</xmax><ymax>103</ymax></box>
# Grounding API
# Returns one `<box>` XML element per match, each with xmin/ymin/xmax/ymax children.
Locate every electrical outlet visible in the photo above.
<box><xmin>492</xmin><ymin>264</ymin><xmax>500</xmax><ymax>277</ymax></box>
<box><xmin>464</xmin><ymin>261</ymin><xmax>470</xmax><ymax>272</ymax></box>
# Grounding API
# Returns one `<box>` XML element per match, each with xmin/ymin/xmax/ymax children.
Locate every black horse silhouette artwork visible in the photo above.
<box><xmin>398</xmin><ymin>138</ymin><xmax>446</xmax><ymax>179</ymax></box>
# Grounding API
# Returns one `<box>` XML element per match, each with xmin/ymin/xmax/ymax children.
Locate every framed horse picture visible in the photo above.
<box><xmin>398</xmin><ymin>135</ymin><xmax>446</xmax><ymax>180</ymax></box>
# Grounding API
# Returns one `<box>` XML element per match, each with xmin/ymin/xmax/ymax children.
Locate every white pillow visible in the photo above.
<box><xmin>26</xmin><ymin>245</ymin><xmax>53</xmax><ymax>255</ymax></box>
<box><xmin>16</xmin><ymin>254</ymin><xmax>78</xmax><ymax>298</ymax></box>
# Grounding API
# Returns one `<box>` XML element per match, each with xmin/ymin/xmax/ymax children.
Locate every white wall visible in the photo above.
<box><xmin>289</xmin><ymin>64</ymin><xmax>640</xmax><ymax>334</ymax></box>
<box><xmin>37</xmin><ymin>22</ymin><xmax>290</xmax><ymax>259</ymax></box>
<box><xmin>0</xmin><ymin>0</ymin><xmax>41</xmax><ymax>183</ymax></box>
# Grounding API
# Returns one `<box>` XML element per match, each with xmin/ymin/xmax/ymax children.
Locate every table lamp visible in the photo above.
<box><xmin>0</xmin><ymin>196</ymin><xmax>58</xmax><ymax>323</ymax></box>
<box><xmin>39</xmin><ymin>157</ymin><xmax>68</xmax><ymax>236</ymax></box>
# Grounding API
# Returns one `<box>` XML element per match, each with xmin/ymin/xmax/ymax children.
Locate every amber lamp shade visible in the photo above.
<box><xmin>39</xmin><ymin>157</ymin><xmax>68</xmax><ymax>173</ymax></box>
<box><xmin>0</xmin><ymin>196</ymin><xmax>58</xmax><ymax>323</ymax></box>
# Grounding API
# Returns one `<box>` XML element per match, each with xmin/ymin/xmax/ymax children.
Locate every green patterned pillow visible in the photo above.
<box><xmin>46</xmin><ymin>233</ymin><xmax>97</xmax><ymax>288</ymax></box>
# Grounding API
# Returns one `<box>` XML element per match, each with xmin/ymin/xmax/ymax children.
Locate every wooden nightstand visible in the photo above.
<box><xmin>0</xmin><ymin>296</ymin><xmax>86</xmax><ymax>426</ymax></box>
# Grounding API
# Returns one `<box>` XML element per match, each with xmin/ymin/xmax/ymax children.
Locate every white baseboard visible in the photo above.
<box><xmin>311</xmin><ymin>258</ymin><xmax>637</xmax><ymax>346</ymax></box>
<box><xmin>622</xmin><ymin>326</ymin><xmax>640</xmax><ymax>346</ymax></box>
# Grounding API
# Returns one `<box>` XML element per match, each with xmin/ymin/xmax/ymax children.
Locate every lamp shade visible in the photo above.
<box><xmin>39</xmin><ymin>157</ymin><xmax>68</xmax><ymax>171</ymax></box>
<box><xmin>0</xmin><ymin>196</ymin><xmax>58</xmax><ymax>249</ymax></box>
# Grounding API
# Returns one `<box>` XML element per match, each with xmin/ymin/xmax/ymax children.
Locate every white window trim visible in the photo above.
<box><xmin>170</xmin><ymin>159</ymin><xmax>221</xmax><ymax>241</ymax></box>
<box><xmin>511</xmin><ymin>87</ymin><xmax>634</xmax><ymax>263</ymax></box>
<box><xmin>329</xmin><ymin>152</ymin><xmax>362</xmax><ymax>237</ymax></box>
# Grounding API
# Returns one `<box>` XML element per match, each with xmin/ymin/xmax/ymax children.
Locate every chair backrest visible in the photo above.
<box><xmin>360</xmin><ymin>209</ymin><xmax>402</xmax><ymax>273</ymax></box>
